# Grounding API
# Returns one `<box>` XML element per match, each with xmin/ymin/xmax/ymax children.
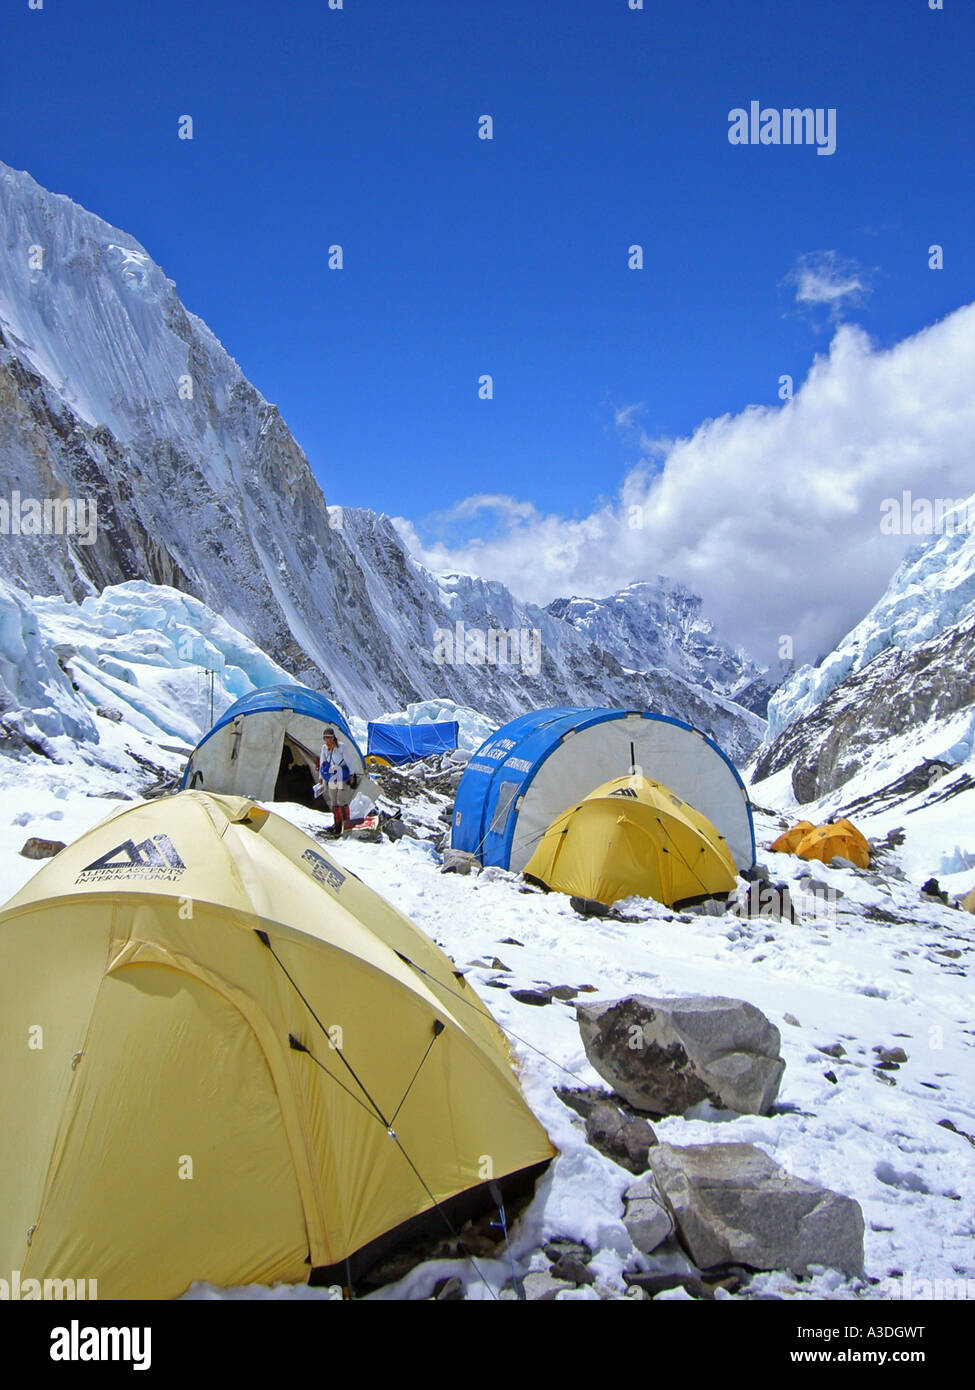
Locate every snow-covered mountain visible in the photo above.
<box><xmin>0</xmin><ymin>160</ymin><xmax>766</xmax><ymax>756</ymax></box>
<box><xmin>753</xmin><ymin>502</ymin><xmax>975</xmax><ymax>805</ymax></box>
<box><xmin>547</xmin><ymin>581</ymin><xmax>774</xmax><ymax>716</ymax></box>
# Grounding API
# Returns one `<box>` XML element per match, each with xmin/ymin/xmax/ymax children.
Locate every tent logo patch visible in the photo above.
<box><xmin>301</xmin><ymin>849</ymin><xmax>346</xmax><ymax>892</ymax></box>
<box><xmin>76</xmin><ymin>834</ymin><xmax>186</xmax><ymax>883</ymax></box>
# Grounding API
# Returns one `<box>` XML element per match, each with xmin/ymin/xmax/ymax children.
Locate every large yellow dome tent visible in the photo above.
<box><xmin>0</xmin><ymin>791</ymin><xmax>554</xmax><ymax>1299</ymax></box>
<box><xmin>523</xmin><ymin>773</ymin><xmax>738</xmax><ymax>908</ymax></box>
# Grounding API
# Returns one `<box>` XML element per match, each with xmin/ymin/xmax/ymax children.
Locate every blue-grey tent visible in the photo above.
<box><xmin>181</xmin><ymin>685</ymin><xmax>364</xmax><ymax>803</ymax></box>
<box><xmin>451</xmin><ymin>707</ymin><xmax>755</xmax><ymax>874</ymax></box>
<box><xmin>367</xmin><ymin>721</ymin><xmax>459</xmax><ymax>765</ymax></box>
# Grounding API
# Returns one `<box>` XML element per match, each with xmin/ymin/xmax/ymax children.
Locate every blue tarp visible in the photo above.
<box><xmin>180</xmin><ymin>684</ymin><xmax>360</xmax><ymax>787</ymax></box>
<box><xmin>367</xmin><ymin>721</ymin><xmax>459</xmax><ymax>764</ymax></box>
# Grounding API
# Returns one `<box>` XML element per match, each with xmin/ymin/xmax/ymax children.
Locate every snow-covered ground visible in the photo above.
<box><xmin>3</xmin><ymin>739</ymin><xmax>972</xmax><ymax>1301</ymax></box>
<box><xmin>1</xmin><ymin>573</ymin><xmax>972</xmax><ymax>1302</ymax></box>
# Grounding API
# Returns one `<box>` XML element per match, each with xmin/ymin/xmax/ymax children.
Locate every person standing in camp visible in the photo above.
<box><xmin>319</xmin><ymin>726</ymin><xmax>356</xmax><ymax>836</ymax></box>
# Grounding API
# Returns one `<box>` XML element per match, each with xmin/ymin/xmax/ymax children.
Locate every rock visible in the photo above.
<box><xmin>549</xmin><ymin>1256</ymin><xmax>595</xmax><ymax>1286</ymax></box>
<box><xmin>543</xmin><ymin>1238</ymin><xmax>593</xmax><ymax>1264</ymax></box>
<box><xmin>522</xmin><ymin>1270</ymin><xmax>574</xmax><ymax>1301</ymax></box>
<box><xmin>383</xmin><ymin>816</ymin><xmax>418</xmax><ymax>842</ymax></box>
<box><xmin>740</xmin><ymin>863</ymin><xmax>770</xmax><ymax>883</ymax></box>
<box><xmin>510</xmin><ymin>988</ymin><xmax>552</xmax><ymax>1007</ymax></box>
<box><xmin>550</xmin><ymin>984</ymin><xmax>579</xmax><ymax>1001</ymax></box>
<box><xmin>783</xmin><ymin>1013</ymin><xmax>801</xmax><ymax>1027</ymax></box>
<box><xmin>554</xmin><ymin>1085</ymin><xmax>616</xmax><ymax>1121</ymax></box>
<box><xmin>96</xmin><ymin>705</ymin><xmax>124</xmax><ymax>722</ymax></box>
<box><xmin>873</xmin><ymin>1046</ymin><xmax>908</xmax><ymax>1068</ymax></box>
<box><xmin>624</xmin><ymin>1270</ymin><xmax>712</xmax><ymax>1299</ymax></box>
<box><xmin>648</xmin><ymin>1142</ymin><xmax>865</xmax><ymax>1275</ymax></box>
<box><xmin>440</xmin><ymin>848</ymin><xmax>477</xmax><ymax>875</ymax></box>
<box><xmin>734</xmin><ymin>880</ymin><xmax>797</xmax><ymax>921</ymax></box>
<box><xmin>921</xmin><ymin>878</ymin><xmax>949</xmax><ymax>904</ymax></box>
<box><xmin>831</xmin><ymin>856</ymin><xmax>861</xmax><ymax>872</ymax></box>
<box><xmin>623</xmin><ymin>1173</ymin><xmax>675</xmax><ymax>1254</ymax></box>
<box><xmin>20</xmin><ymin>837</ymin><xmax>66</xmax><ymax>859</ymax></box>
<box><xmin>585</xmin><ymin>1103</ymin><xmax>657</xmax><ymax>1174</ymax></box>
<box><xmin>570</xmin><ymin>896</ymin><xmax>610</xmax><ymax>918</ymax></box>
<box><xmin>433</xmin><ymin>1276</ymin><xmax>464</xmax><ymax>1301</ymax></box>
<box><xmin>817</xmin><ymin>1042</ymin><xmax>846</xmax><ymax>1058</ymax></box>
<box><xmin>576</xmin><ymin>994</ymin><xmax>785</xmax><ymax>1117</ymax></box>
<box><xmin>499</xmin><ymin>937</ymin><xmax>524</xmax><ymax>947</ymax></box>
<box><xmin>686</xmin><ymin>897</ymin><xmax>729</xmax><ymax>917</ymax></box>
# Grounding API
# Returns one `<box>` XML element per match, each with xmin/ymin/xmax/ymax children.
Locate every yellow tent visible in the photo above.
<box><xmin>795</xmin><ymin>818</ymin><xmax>871</xmax><ymax>870</ymax></box>
<box><xmin>770</xmin><ymin>821</ymin><xmax>816</xmax><ymax>854</ymax></box>
<box><xmin>523</xmin><ymin>773</ymin><xmax>738</xmax><ymax>908</ymax></box>
<box><xmin>0</xmin><ymin>791</ymin><xmax>554</xmax><ymax>1299</ymax></box>
<box><xmin>962</xmin><ymin>887</ymin><xmax>975</xmax><ymax>915</ymax></box>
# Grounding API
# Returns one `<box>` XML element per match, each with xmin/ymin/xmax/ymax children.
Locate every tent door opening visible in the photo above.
<box><xmin>274</xmin><ymin>736</ymin><xmax>320</xmax><ymax>808</ymax></box>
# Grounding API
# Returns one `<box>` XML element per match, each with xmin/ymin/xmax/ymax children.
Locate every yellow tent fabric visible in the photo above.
<box><xmin>961</xmin><ymin>887</ymin><xmax>975</xmax><ymax>915</ymax></box>
<box><xmin>0</xmin><ymin>791</ymin><xmax>554</xmax><ymax>1300</ymax></box>
<box><xmin>770</xmin><ymin>821</ymin><xmax>816</xmax><ymax>854</ymax></box>
<box><xmin>795</xmin><ymin>818</ymin><xmax>871</xmax><ymax>870</ymax></box>
<box><xmin>523</xmin><ymin>773</ymin><xmax>737</xmax><ymax>908</ymax></box>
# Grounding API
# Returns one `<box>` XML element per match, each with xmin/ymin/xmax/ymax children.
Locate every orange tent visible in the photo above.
<box><xmin>770</xmin><ymin>821</ymin><xmax>816</xmax><ymax>854</ymax></box>
<box><xmin>795</xmin><ymin>819</ymin><xmax>871</xmax><ymax>870</ymax></box>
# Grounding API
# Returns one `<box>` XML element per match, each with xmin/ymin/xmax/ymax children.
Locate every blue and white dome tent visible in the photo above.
<box><xmin>451</xmin><ymin>707</ymin><xmax>755</xmax><ymax>874</ymax></box>
<box><xmin>181</xmin><ymin>685</ymin><xmax>364</xmax><ymax>804</ymax></box>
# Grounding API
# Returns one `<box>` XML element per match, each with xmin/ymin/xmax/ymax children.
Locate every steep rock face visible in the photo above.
<box><xmin>754</xmin><ymin>615</ymin><xmax>975</xmax><ymax>801</ymax></box>
<box><xmin>0</xmin><ymin>160</ymin><xmax>764</xmax><ymax>754</ymax></box>
<box><xmin>755</xmin><ymin>509</ymin><xmax>975</xmax><ymax>801</ymax></box>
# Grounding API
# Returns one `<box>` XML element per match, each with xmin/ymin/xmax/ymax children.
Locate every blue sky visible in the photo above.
<box><xmin>3</xmin><ymin>0</ymin><xmax>973</xmax><ymax>658</ymax></box>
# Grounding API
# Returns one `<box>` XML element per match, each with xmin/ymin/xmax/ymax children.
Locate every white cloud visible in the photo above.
<box><xmin>398</xmin><ymin>302</ymin><xmax>975</xmax><ymax>670</ymax></box>
<box><xmin>786</xmin><ymin>250</ymin><xmax>872</xmax><ymax>319</ymax></box>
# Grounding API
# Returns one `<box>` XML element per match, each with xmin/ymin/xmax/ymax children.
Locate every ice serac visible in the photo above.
<box><xmin>0</xmin><ymin>161</ymin><xmax>763</xmax><ymax>754</ymax></box>
<box><xmin>755</xmin><ymin>504</ymin><xmax>975</xmax><ymax>801</ymax></box>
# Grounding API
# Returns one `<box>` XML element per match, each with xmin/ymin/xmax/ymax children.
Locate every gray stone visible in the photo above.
<box><xmin>522</xmin><ymin>1270</ymin><xmax>574</xmax><ymax>1301</ymax></box>
<box><xmin>648</xmin><ymin>1142</ymin><xmax>865</xmax><ymax>1276</ymax></box>
<box><xmin>96</xmin><ymin>705</ymin><xmax>124</xmax><ymax>722</ymax></box>
<box><xmin>623</xmin><ymin>1173</ymin><xmax>675</xmax><ymax>1254</ymax></box>
<box><xmin>585</xmin><ymin>1103</ymin><xmax>657</xmax><ymax>1174</ymax></box>
<box><xmin>549</xmin><ymin>1256</ymin><xmax>595</xmax><ymax>1286</ymax></box>
<box><xmin>553</xmin><ymin>1085</ymin><xmax>616</xmax><ymax>1121</ymax></box>
<box><xmin>433</xmin><ymin>1276</ymin><xmax>464</xmax><ymax>1300</ymax></box>
<box><xmin>511</xmin><ymin>988</ymin><xmax>552</xmax><ymax>1007</ymax></box>
<box><xmin>577</xmin><ymin>994</ymin><xmax>785</xmax><ymax>1117</ymax></box>
<box><xmin>440</xmin><ymin>848</ymin><xmax>477</xmax><ymax>875</ymax></box>
<box><xmin>543</xmin><ymin>1238</ymin><xmax>592</xmax><ymax>1264</ymax></box>
<box><xmin>20</xmin><ymin>837</ymin><xmax>66</xmax><ymax>859</ymax></box>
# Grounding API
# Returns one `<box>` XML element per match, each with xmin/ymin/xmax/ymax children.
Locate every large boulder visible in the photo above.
<box><xmin>576</xmin><ymin>995</ymin><xmax>785</xmax><ymax>1116</ymax></box>
<box><xmin>649</xmin><ymin>1142</ymin><xmax>865</xmax><ymax>1276</ymax></box>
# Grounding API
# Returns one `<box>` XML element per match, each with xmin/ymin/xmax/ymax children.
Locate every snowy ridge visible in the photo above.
<box><xmin>766</xmin><ymin>502</ymin><xmax>975</xmax><ymax>742</ymax></box>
